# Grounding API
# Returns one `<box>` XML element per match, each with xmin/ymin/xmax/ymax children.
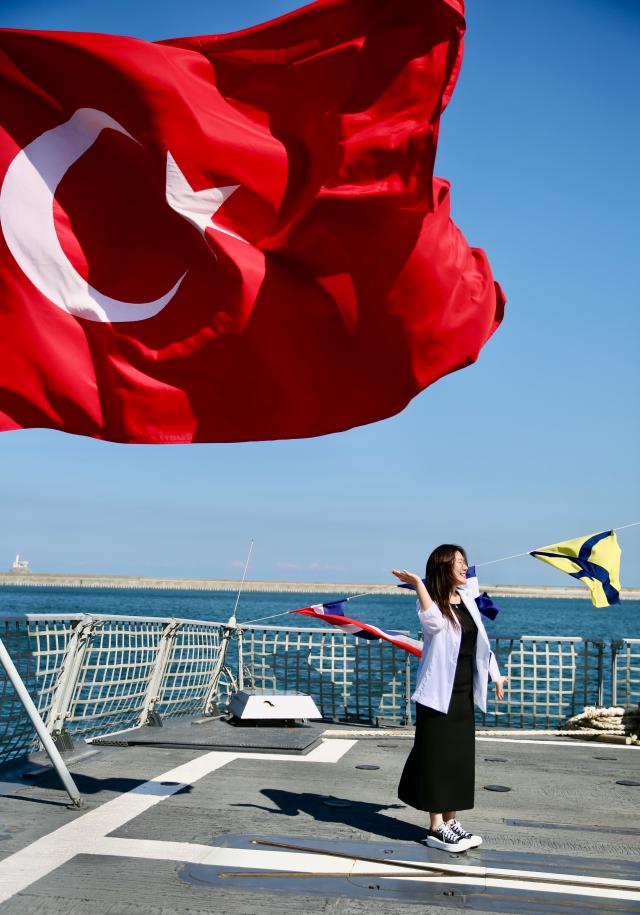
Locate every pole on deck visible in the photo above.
<box><xmin>0</xmin><ymin>636</ymin><xmax>83</xmax><ymax>807</ymax></box>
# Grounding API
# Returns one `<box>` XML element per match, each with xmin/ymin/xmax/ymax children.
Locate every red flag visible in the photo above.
<box><xmin>291</xmin><ymin>604</ymin><xmax>423</xmax><ymax>656</ymax></box>
<box><xmin>0</xmin><ymin>0</ymin><xmax>504</xmax><ymax>444</ymax></box>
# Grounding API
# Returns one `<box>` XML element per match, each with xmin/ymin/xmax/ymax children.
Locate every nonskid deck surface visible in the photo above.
<box><xmin>0</xmin><ymin>728</ymin><xmax>638</xmax><ymax>914</ymax></box>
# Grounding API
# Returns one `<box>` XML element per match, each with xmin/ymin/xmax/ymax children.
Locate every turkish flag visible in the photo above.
<box><xmin>0</xmin><ymin>0</ymin><xmax>504</xmax><ymax>443</ymax></box>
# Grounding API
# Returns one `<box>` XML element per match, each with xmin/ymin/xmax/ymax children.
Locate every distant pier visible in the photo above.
<box><xmin>0</xmin><ymin>571</ymin><xmax>638</xmax><ymax>599</ymax></box>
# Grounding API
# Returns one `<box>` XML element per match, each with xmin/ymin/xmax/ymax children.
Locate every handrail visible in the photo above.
<box><xmin>0</xmin><ymin>614</ymin><xmax>635</xmax><ymax>769</ymax></box>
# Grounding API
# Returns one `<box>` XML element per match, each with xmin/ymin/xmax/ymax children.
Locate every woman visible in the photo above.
<box><xmin>392</xmin><ymin>545</ymin><xmax>507</xmax><ymax>853</ymax></box>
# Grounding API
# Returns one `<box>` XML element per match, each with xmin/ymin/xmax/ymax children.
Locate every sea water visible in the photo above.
<box><xmin>0</xmin><ymin>586</ymin><xmax>638</xmax><ymax>642</ymax></box>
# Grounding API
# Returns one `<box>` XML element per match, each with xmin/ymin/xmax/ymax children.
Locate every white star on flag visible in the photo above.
<box><xmin>165</xmin><ymin>152</ymin><xmax>246</xmax><ymax>242</ymax></box>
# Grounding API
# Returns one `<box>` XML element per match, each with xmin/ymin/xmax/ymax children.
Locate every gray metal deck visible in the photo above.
<box><xmin>0</xmin><ymin>725</ymin><xmax>639</xmax><ymax>914</ymax></box>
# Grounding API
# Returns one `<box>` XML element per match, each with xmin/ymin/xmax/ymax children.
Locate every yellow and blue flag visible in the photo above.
<box><xmin>530</xmin><ymin>530</ymin><xmax>621</xmax><ymax>607</ymax></box>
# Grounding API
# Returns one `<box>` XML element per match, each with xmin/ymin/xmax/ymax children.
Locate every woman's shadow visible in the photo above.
<box><xmin>234</xmin><ymin>788</ymin><xmax>427</xmax><ymax>843</ymax></box>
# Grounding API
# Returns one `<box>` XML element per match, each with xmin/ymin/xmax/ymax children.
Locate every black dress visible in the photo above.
<box><xmin>398</xmin><ymin>602</ymin><xmax>478</xmax><ymax>812</ymax></box>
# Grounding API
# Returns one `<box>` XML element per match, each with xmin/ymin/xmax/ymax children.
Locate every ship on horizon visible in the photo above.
<box><xmin>9</xmin><ymin>553</ymin><xmax>30</xmax><ymax>574</ymax></box>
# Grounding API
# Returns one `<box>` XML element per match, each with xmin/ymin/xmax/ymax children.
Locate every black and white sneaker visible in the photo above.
<box><xmin>447</xmin><ymin>818</ymin><xmax>482</xmax><ymax>848</ymax></box>
<box><xmin>424</xmin><ymin>823</ymin><xmax>473</xmax><ymax>852</ymax></box>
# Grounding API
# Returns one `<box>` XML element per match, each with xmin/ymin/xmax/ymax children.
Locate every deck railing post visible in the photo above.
<box><xmin>611</xmin><ymin>640</ymin><xmax>621</xmax><ymax>707</ymax></box>
<box><xmin>138</xmin><ymin>618</ymin><xmax>181</xmax><ymax>726</ymax></box>
<box><xmin>404</xmin><ymin>649</ymin><xmax>412</xmax><ymax>725</ymax></box>
<box><xmin>202</xmin><ymin>623</ymin><xmax>237</xmax><ymax>715</ymax></box>
<box><xmin>237</xmin><ymin>626</ymin><xmax>245</xmax><ymax>690</ymax></box>
<box><xmin>596</xmin><ymin>640</ymin><xmax>605</xmax><ymax>707</ymax></box>
<box><xmin>0</xmin><ymin>636</ymin><xmax>83</xmax><ymax>807</ymax></box>
<box><xmin>46</xmin><ymin>615</ymin><xmax>97</xmax><ymax>741</ymax></box>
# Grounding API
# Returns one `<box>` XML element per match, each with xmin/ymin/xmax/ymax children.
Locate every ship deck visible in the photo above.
<box><xmin>1</xmin><ymin>722</ymin><xmax>639</xmax><ymax>915</ymax></box>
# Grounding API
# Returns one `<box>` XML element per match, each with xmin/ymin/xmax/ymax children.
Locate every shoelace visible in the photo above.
<box><xmin>436</xmin><ymin>824</ymin><xmax>461</xmax><ymax>843</ymax></box>
<box><xmin>448</xmin><ymin>819</ymin><xmax>471</xmax><ymax>839</ymax></box>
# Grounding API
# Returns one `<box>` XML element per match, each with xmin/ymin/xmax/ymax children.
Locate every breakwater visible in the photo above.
<box><xmin>1</xmin><ymin>572</ymin><xmax>638</xmax><ymax>600</ymax></box>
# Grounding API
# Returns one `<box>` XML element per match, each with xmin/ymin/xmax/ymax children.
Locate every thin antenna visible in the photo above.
<box><xmin>227</xmin><ymin>539</ymin><xmax>254</xmax><ymax>627</ymax></box>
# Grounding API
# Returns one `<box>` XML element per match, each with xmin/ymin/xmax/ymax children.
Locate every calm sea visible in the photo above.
<box><xmin>0</xmin><ymin>587</ymin><xmax>638</xmax><ymax>642</ymax></box>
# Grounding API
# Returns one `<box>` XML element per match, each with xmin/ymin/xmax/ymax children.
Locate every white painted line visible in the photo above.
<box><xmin>323</xmin><ymin>730</ymin><xmax>639</xmax><ymax>749</ymax></box>
<box><xmin>0</xmin><ymin>738</ymin><xmax>355</xmax><ymax>905</ymax></box>
<box><xmin>289</xmin><ymin>739</ymin><xmax>358</xmax><ymax>763</ymax></box>
<box><xmin>0</xmin><ymin>751</ymin><xmax>234</xmax><ymax>905</ymax></box>
<box><xmin>94</xmin><ymin>836</ymin><xmax>214</xmax><ymax>863</ymax></box>
<box><xmin>482</xmin><ymin>877</ymin><xmax>640</xmax><ymax>903</ymax></box>
<box><xmin>477</xmin><ymin>736</ymin><xmax>639</xmax><ymax>750</ymax></box>
<box><xmin>322</xmin><ymin>730</ymin><xmax>414</xmax><ymax>738</ymax></box>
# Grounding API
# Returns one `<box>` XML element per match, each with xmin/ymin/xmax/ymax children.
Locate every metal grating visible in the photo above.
<box><xmin>63</xmin><ymin>618</ymin><xmax>165</xmax><ymax>737</ymax></box>
<box><xmin>0</xmin><ymin>613</ymin><xmax>634</xmax><ymax>767</ymax></box>
<box><xmin>0</xmin><ymin>618</ymin><xmax>45</xmax><ymax>762</ymax></box>
<box><xmin>237</xmin><ymin>624</ymin><xmax>411</xmax><ymax>725</ymax></box>
<box><xmin>480</xmin><ymin>636</ymin><xmax>605</xmax><ymax>728</ymax></box>
<box><xmin>612</xmin><ymin>639</ymin><xmax>640</xmax><ymax>707</ymax></box>
<box><xmin>156</xmin><ymin>621</ymin><xmax>225</xmax><ymax>717</ymax></box>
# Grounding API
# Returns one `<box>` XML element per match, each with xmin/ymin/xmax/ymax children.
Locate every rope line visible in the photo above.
<box><xmin>240</xmin><ymin>609</ymin><xmax>294</xmax><ymax>625</ymax></box>
<box><xmin>237</xmin><ymin>521</ymin><xmax>640</xmax><ymax>622</ymax></box>
<box><xmin>476</xmin><ymin>520</ymin><xmax>640</xmax><ymax>568</ymax></box>
<box><xmin>240</xmin><ymin>589</ymin><xmax>390</xmax><ymax>625</ymax></box>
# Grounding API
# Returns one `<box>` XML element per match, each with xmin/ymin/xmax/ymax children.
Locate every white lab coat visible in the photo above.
<box><xmin>412</xmin><ymin>584</ymin><xmax>501</xmax><ymax>714</ymax></box>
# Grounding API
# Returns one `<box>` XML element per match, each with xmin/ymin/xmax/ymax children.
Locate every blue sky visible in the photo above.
<box><xmin>1</xmin><ymin>0</ymin><xmax>638</xmax><ymax>586</ymax></box>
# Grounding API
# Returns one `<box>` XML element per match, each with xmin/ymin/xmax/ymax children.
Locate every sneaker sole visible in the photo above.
<box><xmin>425</xmin><ymin>836</ymin><xmax>473</xmax><ymax>852</ymax></box>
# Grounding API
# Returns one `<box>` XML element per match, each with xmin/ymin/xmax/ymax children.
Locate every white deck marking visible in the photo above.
<box><xmin>93</xmin><ymin>837</ymin><xmax>215</xmax><ymax>862</ymax></box>
<box><xmin>89</xmin><ymin>836</ymin><xmax>640</xmax><ymax>903</ymax></box>
<box><xmin>477</xmin><ymin>736</ymin><xmax>639</xmax><ymax>750</ymax></box>
<box><xmin>2</xmin><ymin>735</ymin><xmax>639</xmax><ymax>907</ymax></box>
<box><xmin>323</xmin><ymin>730</ymin><xmax>639</xmax><ymax>750</ymax></box>
<box><xmin>0</xmin><ymin>739</ymin><xmax>356</xmax><ymax>905</ymax></box>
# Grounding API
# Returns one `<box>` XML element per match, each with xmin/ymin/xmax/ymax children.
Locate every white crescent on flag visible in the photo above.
<box><xmin>0</xmin><ymin>108</ymin><xmax>243</xmax><ymax>323</ymax></box>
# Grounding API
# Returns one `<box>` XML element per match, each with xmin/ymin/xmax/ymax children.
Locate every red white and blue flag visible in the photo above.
<box><xmin>290</xmin><ymin>600</ymin><xmax>423</xmax><ymax>657</ymax></box>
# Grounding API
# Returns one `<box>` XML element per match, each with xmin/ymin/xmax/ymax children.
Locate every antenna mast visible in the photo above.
<box><xmin>228</xmin><ymin>539</ymin><xmax>254</xmax><ymax>626</ymax></box>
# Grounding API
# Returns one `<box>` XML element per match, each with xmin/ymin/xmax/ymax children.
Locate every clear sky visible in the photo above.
<box><xmin>1</xmin><ymin>0</ymin><xmax>638</xmax><ymax>587</ymax></box>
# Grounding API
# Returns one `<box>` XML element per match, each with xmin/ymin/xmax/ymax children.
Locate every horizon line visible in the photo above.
<box><xmin>0</xmin><ymin>571</ymin><xmax>638</xmax><ymax>600</ymax></box>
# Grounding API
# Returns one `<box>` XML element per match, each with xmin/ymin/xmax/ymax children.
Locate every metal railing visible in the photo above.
<box><xmin>481</xmin><ymin>636</ymin><xmax>605</xmax><ymax>728</ymax></box>
<box><xmin>235</xmin><ymin>624</ymin><xmax>412</xmax><ymax>726</ymax></box>
<box><xmin>0</xmin><ymin>618</ymin><xmax>50</xmax><ymax>763</ymax></box>
<box><xmin>612</xmin><ymin>639</ymin><xmax>640</xmax><ymax>707</ymax></box>
<box><xmin>0</xmin><ymin>613</ymin><xmax>636</xmax><ymax>767</ymax></box>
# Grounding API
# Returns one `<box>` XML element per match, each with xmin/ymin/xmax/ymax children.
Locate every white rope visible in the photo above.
<box><xmin>235</xmin><ymin>521</ymin><xmax>640</xmax><ymax>623</ymax></box>
<box><xmin>475</xmin><ymin>520</ymin><xmax>640</xmax><ymax>568</ymax></box>
<box><xmin>566</xmin><ymin>705</ymin><xmax>640</xmax><ymax>737</ymax></box>
<box><xmin>240</xmin><ymin>609</ymin><xmax>295</xmax><ymax>625</ymax></box>
<box><xmin>475</xmin><ymin>551</ymin><xmax>530</xmax><ymax>568</ymax></box>
<box><xmin>240</xmin><ymin>591</ymin><xmax>382</xmax><ymax>625</ymax></box>
<box><xmin>341</xmin><ymin>590</ymin><xmax>387</xmax><ymax>600</ymax></box>
<box><xmin>614</xmin><ymin>520</ymin><xmax>640</xmax><ymax>532</ymax></box>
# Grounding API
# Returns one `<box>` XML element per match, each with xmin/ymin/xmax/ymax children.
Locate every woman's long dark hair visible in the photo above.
<box><xmin>426</xmin><ymin>543</ymin><xmax>467</xmax><ymax>628</ymax></box>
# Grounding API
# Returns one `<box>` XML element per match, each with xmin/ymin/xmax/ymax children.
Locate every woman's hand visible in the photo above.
<box><xmin>392</xmin><ymin>569</ymin><xmax>433</xmax><ymax>611</ymax></box>
<box><xmin>391</xmin><ymin>569</ymin><xmax>422</xmax><ymax>588</ymax></box>
<box><xmin>495</xmin><ymin>676</ymin><xmax>508</xmax><ymax>701</ymax></box>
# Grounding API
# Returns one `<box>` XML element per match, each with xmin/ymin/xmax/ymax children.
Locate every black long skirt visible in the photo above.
<box><xmin>398</xmin><ymin>653</ymin><xmax>475</xmax><ymax>813</ymax></box>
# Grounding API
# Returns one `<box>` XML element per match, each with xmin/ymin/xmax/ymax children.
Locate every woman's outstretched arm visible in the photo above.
<box><xmin>391</xmin><ymin>569</ymin><xmax>433</xmax><ymax>611</ymax></box>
